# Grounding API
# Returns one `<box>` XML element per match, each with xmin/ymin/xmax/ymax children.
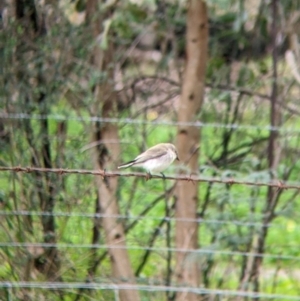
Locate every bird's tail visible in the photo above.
<box><xmin>118</xmin><ymin>160</ymin><xmax>136</xmax><ymax>169</ymax></box>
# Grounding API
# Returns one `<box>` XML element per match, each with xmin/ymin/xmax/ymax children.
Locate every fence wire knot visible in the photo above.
<box><xmin>276</xmin><ymin>180</ymin><xmax>285</xmax><ymax>191</ymax></box>
<box><xmin>58</xmin><ymin>168</ymin><xmax>65</xmax><ymax>175</ymax></box>
<box><xmin>187</xmin><ymin>174</ymin><xmax>195</xmax><ymax>185</ymax></box>
<box><xmin>101</xmin><ymin>169</ymin><xmax>107</xmax><ymax>180</ymax></box>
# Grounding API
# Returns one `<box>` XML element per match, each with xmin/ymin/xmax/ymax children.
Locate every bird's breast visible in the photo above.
<box><xmin>144</xmin><ymin>153</ymin><xmax>174</xmax><ymax>172</ymax></box>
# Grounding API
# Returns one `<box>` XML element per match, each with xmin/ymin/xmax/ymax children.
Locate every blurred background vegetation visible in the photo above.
<box><xmin>1</xmin><ymin>0</ymin><xmax>300</xmax><ymax>300</ymax></box>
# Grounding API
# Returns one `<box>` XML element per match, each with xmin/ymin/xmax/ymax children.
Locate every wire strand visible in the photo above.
<box><xmin>1</xmin><ymin>166</ymin><xmax>299</xmax><ymax>189</ymax></box>
<box><xmin>0</xmin><ymin>242</ymin><xmax>298</xmax><ymax>261</ymax></box>
<box><xmin>0</xmin><ymin>282</ymin><xmax>299</xmax><ymax>300</ymax></box>
<box><xmin>2</xmin><ymin>113</ymin><xmax>300</xmax><ymax>134</ymax></box>
<box><xmin>0</xmin><ymin>210</ymin><xmax>294</xmax><ymax>230</ymax></box>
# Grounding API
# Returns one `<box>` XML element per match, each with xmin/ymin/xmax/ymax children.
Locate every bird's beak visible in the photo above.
<box><xmin>176</xmin><ymin>156</ymin><xmax>180</xmax><ymax>161</ymax></box>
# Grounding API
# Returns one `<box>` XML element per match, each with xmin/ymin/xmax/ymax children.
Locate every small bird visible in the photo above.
<box><xmin>118</xmin><ymin>143</ymin><xmax>179</xmax><ymax>179</ymax></box>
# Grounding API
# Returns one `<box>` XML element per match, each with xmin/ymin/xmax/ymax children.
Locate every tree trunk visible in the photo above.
<box><xmin>86</xmin><ymin>1</ymin><xmax>140</xmax><ymax>301</ymax></box>
<box><xmin>248</xmin><ymin>0</ymin><xmax>281</xmax><ymax>295</ymax></box>
<box><xmin>175</xmin><ymin>1</ymin><xmax>208</xmax><ymax>301</ymax></box>
<box><xmin>15</xmin><ymin>0</ymin><xmax>61</xmax><ymax>282</ymax></box>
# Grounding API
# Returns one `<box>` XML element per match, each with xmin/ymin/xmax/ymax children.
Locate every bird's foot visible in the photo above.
<box><xmin>146</xmin><ymin>172</ymin><xmax>152</xmax><ymax>181</ymax></box>
<box><xmin>160</xmin><ymin>172</ymin><xmax>166</xmax><ymax>179</ymax></box>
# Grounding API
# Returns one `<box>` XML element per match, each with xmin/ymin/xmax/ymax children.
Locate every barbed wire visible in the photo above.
<box><xmin>1</xmin><ymin>242</ymin><xmax>298</xmax><ymax>261</ymax></box>
<box><xmin>2</xmin><ymin>114</ymin><xmax>300</xmax><ymax>300</ymax></box>
<box><xmin>1</xmin><ymin>281</ymin><xmax>300</xmax><ymax>300</ymax></box>
<box><xmin>0</xmin><ymin>210</ymin><xmax>296</xmax><ymax>230</ymax></box>
<box><xmin>2</xmin><ymin>113</ymin><xmax>300</xmax><ymax>134</ymax></box>
<box><xmin>1</xmin><ymin>166</ymin><xmax>299</xmax><ymax>189</ymax></box>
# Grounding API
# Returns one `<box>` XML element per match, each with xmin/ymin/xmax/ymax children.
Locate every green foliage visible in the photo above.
<box><xmin>2</xmin><ymin>0</ymin><xmax>300</xmax><ymax>300</ymax></box>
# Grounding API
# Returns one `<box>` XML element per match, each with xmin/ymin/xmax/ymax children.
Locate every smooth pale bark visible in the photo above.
<box><xmin>86</xmin><ymin>1</ymin><xmax>140</xmax><ymax>301</ymax></box>
<box><xmin>175</xmin><ymin>1</ymin><xmax>208</xmax><ymax>301</ymax></box>
<box><xmin>92</xmin><ymin>126</ymin><xmax>140</xmax><ymax>301</ymax></box>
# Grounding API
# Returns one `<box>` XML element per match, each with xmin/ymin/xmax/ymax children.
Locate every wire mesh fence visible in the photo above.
<box><xmin>1</xmin><ymin>115</ymin><xmax>300</xmax><ymax>301</ymax></box>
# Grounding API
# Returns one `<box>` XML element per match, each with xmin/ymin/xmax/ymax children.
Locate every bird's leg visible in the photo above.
<box><xmin>146</xmin><ymin>172</ymin><xmax>152</xmax><ymax>181</ymax></box>
<box><xmin>161</xmin><ymin>172</ymin><xmax>167</xmax><ymax>191</ymax></box>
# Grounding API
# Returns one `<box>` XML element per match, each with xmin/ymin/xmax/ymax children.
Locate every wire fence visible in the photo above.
<box><xmin>2</xmin><ymin>0</ymin><xmax>300</xmax><ymax>297</ymax></box>
<box><xmin>1</xmin><ymin>164</ymin><xmax>300</xmax><ymax>300</ymax></box>
<box><xmin>2</xmin><ymin>89</ymin><xmax>300</xmax><ymax>301</ymax></box>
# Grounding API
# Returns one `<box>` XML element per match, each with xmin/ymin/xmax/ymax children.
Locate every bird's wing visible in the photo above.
<box><xmin>134</xmin><ymin>145</ymin><xmax>167</xmax><ymax>164</ymax></box>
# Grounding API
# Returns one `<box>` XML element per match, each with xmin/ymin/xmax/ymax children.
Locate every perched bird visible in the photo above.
<box><xmin>118</xmin><ymin>143</ymin><xmax>179</xmax><ymax>179</ymax></box>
